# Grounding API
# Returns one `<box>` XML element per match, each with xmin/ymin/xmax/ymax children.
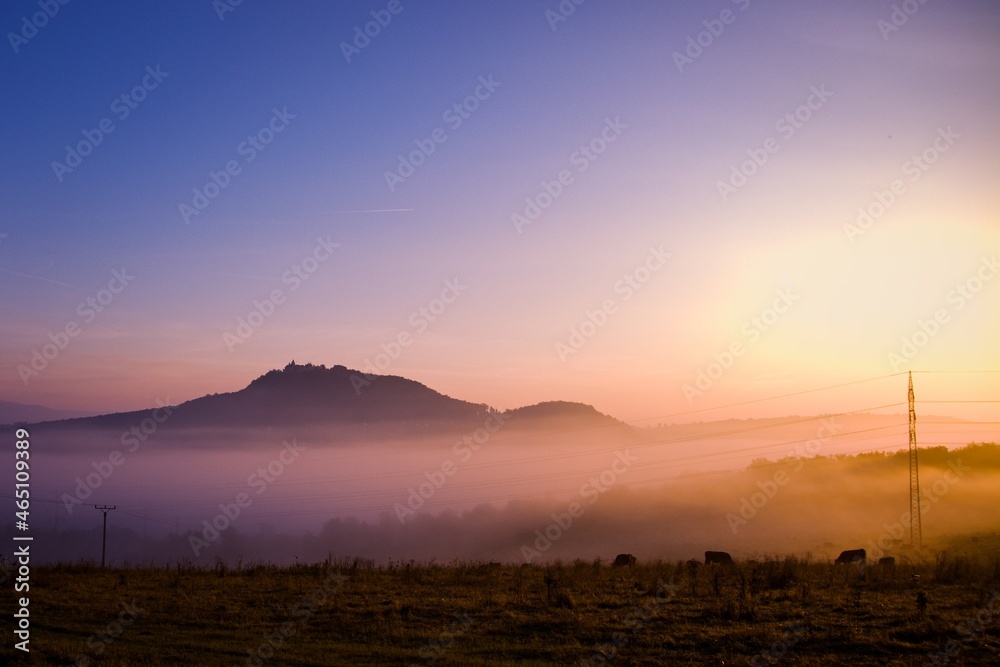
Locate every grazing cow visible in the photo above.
<box><xmin>612</xmin><ymin>553</ymin><xmax>637</xmax><ymax>567</ymax></box>
<box><xmin>878</xmin><ymin>556</ymin><xmax>896</xmax><ymax>567</ymax></box>
<box><xmin>835</xmin><ymin>549</ymin><xmax>866</xmax><ymax>565</ymax></box>
<box><xmin>704</xmin><ymin>551</ymin><xmax>734</xmax><ymax>566</ymax></box>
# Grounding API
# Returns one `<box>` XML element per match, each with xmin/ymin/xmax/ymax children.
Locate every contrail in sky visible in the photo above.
<box><xmin>0</xmin><ymin>268</ymin><xmax>85</xmax><ymax>291</ymax></box>
<box><xmin>332</xmin><ymin>208</ymin><xmax>414</xmax><ymax>214</ymax></box>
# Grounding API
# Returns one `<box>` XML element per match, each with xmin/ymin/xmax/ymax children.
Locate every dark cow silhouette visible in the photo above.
<box><xmin>835</xmin><ymin>549</ymin><xmax>866</xmax><ymax>565</ymax></box>
<box><xmin>704</xmin><ymin>550</ymin><xmax>734</xmax><ymax>565</ymax></box>
<box><xmin>612</xmin><ymin>553</ymin><xmax>637</xmax><ymax>567</ymax></box>
<box><xmin>878</xmin><ymin>556</ymin><xmax>896</xmax><ymax>567</ymax></box>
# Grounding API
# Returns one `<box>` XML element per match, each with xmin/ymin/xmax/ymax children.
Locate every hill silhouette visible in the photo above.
<box><xmin>0</xmin><ymin>399</ymin><xmax>94</xmax><ymax>424</ymax></box>
<box><xmin>10</xmin><ymin>363</ymin><xmax>986</xmax><ymax>458</ymax></box>
<box><xmin>501</xmin><ymin>401</ymin><xmax>622</xmax><ymax>430</ymax></box>
<box><xmin>23</xmin><ymin>362</ymin><xmax>488</xmax><ymax>433</ymax></box>
<box><xmin>14</xmin><ymin>363</ymin><xmax>620</xmax><ymax>443</ymax></box>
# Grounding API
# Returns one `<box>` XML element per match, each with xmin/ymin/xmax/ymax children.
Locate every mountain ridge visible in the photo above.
<box><xmin>4</xmin><ymin>362</ymin><xmax>619</xmax><ymax>435</ymax></box>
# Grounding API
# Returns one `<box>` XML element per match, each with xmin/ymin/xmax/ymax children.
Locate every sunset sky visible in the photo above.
<box><xmin>2</xmin><ymin>0</ymin><xmax>998</xmax><ymax>423</ymax></box>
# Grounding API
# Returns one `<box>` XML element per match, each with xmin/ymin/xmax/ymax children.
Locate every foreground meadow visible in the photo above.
<box><xmin>4</xmin><ymin>551</ymin><xmax>998</xmax><ymax>666</ymax></box>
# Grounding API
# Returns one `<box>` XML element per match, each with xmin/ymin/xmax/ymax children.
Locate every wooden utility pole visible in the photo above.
<box><xmin>95</xmin><ymin>505</ymin><xmax>116</xmax><ymax>567</ymax></box>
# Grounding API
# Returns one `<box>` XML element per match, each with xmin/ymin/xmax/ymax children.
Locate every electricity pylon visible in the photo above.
<box><xmin>908</xmin><ymin>372</ymin><xmax>922</xmax><ymax>548</ymax></box>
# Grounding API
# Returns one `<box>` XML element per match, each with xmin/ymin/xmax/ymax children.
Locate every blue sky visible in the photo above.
<box><xmin>1</xmin><ymin>0</ymin><xmax>998</xmax><ymax>420</ymax></box>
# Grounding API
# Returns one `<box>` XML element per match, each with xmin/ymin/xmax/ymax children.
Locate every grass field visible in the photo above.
<box><xmin>4</xmin><ymin>544</ymin><xmax>999</xmax><ymax>666</ymax></box>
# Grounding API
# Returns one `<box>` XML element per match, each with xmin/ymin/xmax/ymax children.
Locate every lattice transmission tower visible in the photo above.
<box><xmin>908</xmin><ymin>371</ymin><xmax>922</xmax><ymax>548</ymax></box>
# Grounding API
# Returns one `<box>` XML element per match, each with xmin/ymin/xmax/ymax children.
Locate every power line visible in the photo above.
<box><xmin>41</xmin><ymin>419</ymin><xmax>985</xmax><ymax>520</ymax></box>
<box><xmin>118</xmin><ymin>507</ymin><xmax>176</xmax><ymax>526</ymax></box>
<box><xmin>625</xmin><ymin>372</ymin><xmax>908</xmax><ymax>424</ymax></box>
<box><xmin>8</xmin><ymin>370</ymin><xmax>996</xmax><ymax>528</ymax></box>
<box><xmin>910</xmin><ymin>370</ymin><xmax>1000</xmax><ymax>373</ymax></box>
<box><xmin>37</xmin><ymin>401</ymin><xmax>912</xmax><ymax>494</ymax></box>
<box><xmin>12</xmin><ymin>423</ymin><xmax>993</xmax><ymax>526</ymax></box>
<box><xmin>19</xmin><ymin>419</ymin><xmax>996</xmax><ymax>524</ymax></box>
<box><xmin>918</xmin><ymin>401</ymin><xmax>1000</xmax><ymax>404</ymax></box>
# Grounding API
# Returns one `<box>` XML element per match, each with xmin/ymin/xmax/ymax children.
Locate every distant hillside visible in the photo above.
<box><xmin>15</xmin><ymin>363</ymin><xmax>988</xmax><ymax>458</ymax></box>
<box><xmin>32</xmin><ymin>362</ymin><xmax>493</xmax><ymax>436</ymax></box>
<box><xmin>758</xmin><ymin>441</ymin><xmax>1000</xmax><ymax>472</ymax></box>
<box><xmin>0</xmin><ymin>400</ymin><xmax>94</xmax><ymax>425</ymax></box>
<box><xmin>503</xmin><ymin>401</ymin><xmax>622</xmax><ymax>428</ymax></box>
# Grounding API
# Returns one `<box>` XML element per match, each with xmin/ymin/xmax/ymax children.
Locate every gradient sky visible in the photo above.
<box><xmin>1</xmin><ymin>0</ymin><xmax>998</xmax><ymax>423</ymax></box>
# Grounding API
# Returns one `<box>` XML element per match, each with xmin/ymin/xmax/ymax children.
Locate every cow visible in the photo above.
<box><xmin>612</xmin><ymin>553</ymin><xmax>637</xmax><ymax>567</ymax></box>
<box><xmin>835</xmin><ymin>549</ymin><xmax>866</xmax><ymax>565</ymax></box>
<box><xmin>704</xmin><ymin>551</ymin><xmax>734</xmax><ymax>565</ymax></box>
<box><xmin>878</xmin><ymin>556</ymin><xmax>896</xmax><ymax>568</ymax></box>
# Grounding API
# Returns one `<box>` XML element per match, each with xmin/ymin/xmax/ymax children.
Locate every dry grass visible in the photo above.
<box><xmin>3</xmin><ymin>551</ymin><xmax>999</xmax><ymax>666</ymax></box>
